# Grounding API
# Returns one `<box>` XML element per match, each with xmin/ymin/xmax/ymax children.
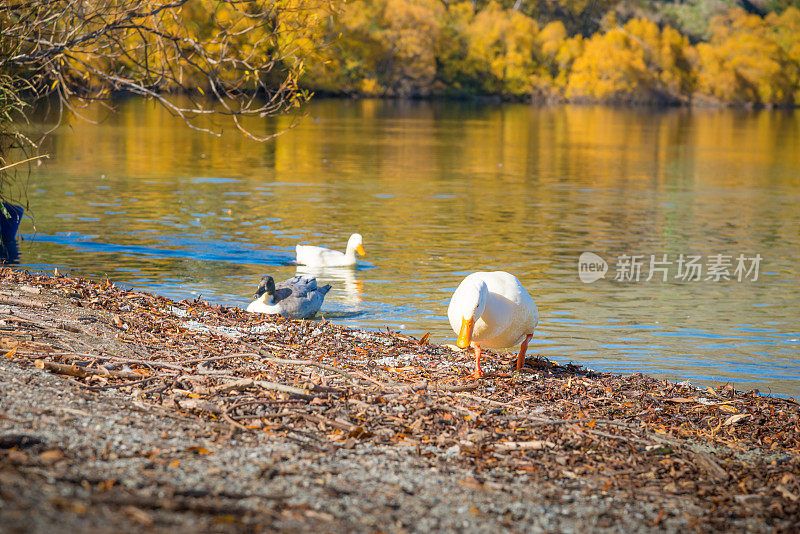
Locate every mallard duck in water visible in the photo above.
<box><xmin>296</xmin><ymin>233</ymin><xmax>365</xmax><ymax>267</ymax></box>
<box><xmin>447</xmin><ymin>271</ymin><xmax>539</xmax><ymax>378</ymax></box>
<box><xmin>246</xmin><ymin>275</ymin><xmax>332</xmax><ymax>319</ymax></box>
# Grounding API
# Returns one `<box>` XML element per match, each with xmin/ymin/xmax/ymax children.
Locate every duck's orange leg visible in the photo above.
<box><xmin>468</xmin><ymin>344</ymin><xmax>485</xmax><ymax>379</ymax></box>
<box><xmin>516</xmin><ymin>334</ymin><xmax>533</xmax><ymax>371</ymax></box>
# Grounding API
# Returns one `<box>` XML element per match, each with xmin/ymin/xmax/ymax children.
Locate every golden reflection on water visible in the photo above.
<box><xmin>20</xmin><ymin>98</ymin><xmax>800</xmax><ymax>396</ymax></box>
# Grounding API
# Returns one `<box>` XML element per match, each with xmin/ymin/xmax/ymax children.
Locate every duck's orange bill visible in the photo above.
<box><xmin>457</xmin><ymin>316</ymin><xmax>474</xmax><ymax>349</ymax></box>
<box><xmin>356</xmin><ymin>244</ymin><xmax>366</xmax><ymax>256</ymax></box>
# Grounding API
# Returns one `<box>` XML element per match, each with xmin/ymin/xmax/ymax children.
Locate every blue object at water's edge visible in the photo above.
<box><xmin>0</xmin><ymin>202</ymin><xmax>23</xmax><ymax>263</ymax></box>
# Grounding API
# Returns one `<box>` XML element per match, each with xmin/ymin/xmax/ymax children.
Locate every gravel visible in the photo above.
<box><xmin>1</xmin><ymin>358</ymin><xmax>696</xmax><ymax>533</ymax></box>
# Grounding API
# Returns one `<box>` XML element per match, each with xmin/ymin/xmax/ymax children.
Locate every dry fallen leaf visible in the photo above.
<box><xmin>494</xmin><ymin>440</ymin><xmax>555</xmax><ymax>452</ymax></box>
<box><xmin>0</xmin><ymin>338</ymin><xmax>19</xmax><ymax>351</ymax></box>
<box><xmin>348</xmin><ymin>426</ymin><xmax>373</xmax><ymax>440</ymax></box>
<box><xmin>112</xmin><ymin>314</ymin><xmax>128</xmax><ymax>330</ymax></box>
<box><xmin>122</xmin><ymin>506</ymin><xmax>154</xmax><ymax>526</ymax></box>
<box><xmin>187</xmin><ymin>446</ymin><xmax>212</xmax><ymax>454</ymax></box>
<box><xmin>665</xmin><ymin>397</ymin><xmax>696</xmax><ymax>404</ymax></box>
<box><xmin>723</xmin><ymin>413</ymin><xmax>751</xmax><ymax>426</ymax></box>
<box><xmin>459</xmin><ymin>477</ymin><xmax>484</xmax><ymax>490</ymax></box>
<box><xmin>40</xmin><ymin>449</ymin><xmax>64</xmax><ymax>462</ymax></box>
<box><xmin>97</xmin><ymin>479</ymin><xmax>117</xmax><ymax>491</ymax></box>
<box><xmin>50</xmin><ymin>497</ymin><xmax>86</xmax><ymax>514</ymax></box>
<box><xmin>214</xmin><ymin>515</ymin><xmax>243</xmax><ymax>525</ymax></box>
<box><xmin>775</xmin><ymin>485</ymin><xmax>799</xmax><ymax>502</ymax></box>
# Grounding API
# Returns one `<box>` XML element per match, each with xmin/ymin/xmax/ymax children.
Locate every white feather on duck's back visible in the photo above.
<box><xmin>296</xmin><ymin>233</ymin><xmax>365</xmax><ymax>267</ymax></box>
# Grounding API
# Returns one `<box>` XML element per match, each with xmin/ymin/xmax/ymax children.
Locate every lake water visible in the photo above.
<box><xmin>14</xmin><ymin>99</ymin><xmax>800</xmax><ymax>397</ymax></box>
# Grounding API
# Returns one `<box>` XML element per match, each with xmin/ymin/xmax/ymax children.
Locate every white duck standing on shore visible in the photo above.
<box><xmin>296</xmin><ymin>233</ymin><xmax>365</xmax><ymax>267</ymax></box>
<box><xmin>447</xmin><ymin>271</ymin><xmax>539</xmax><ymax>378</ymax></box>
<box><xmin>246</xmin><ymin>275</ymin><xmax>331</xmax><ymax>319</ymax></box>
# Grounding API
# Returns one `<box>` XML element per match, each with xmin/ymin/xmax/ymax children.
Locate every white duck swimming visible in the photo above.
<box><xmin>246</xmin><ymin>275</ymin><xmax>331</xmax><ymax>319</ymax></box>
<box><xmin>447</xmin><ymin>271</ymin><xmax>539</xmax><ymax>378</ymax></box>
<box><xmin>295</xmin><ymin>233</ymin><xmax>365</xmax><ymax>267</ymax></box>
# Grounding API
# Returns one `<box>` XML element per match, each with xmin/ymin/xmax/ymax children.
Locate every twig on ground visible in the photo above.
<box><xmin>34</xmin><ymin>359</ymin><xmax>146</xmax><ymax>379</ymax></box>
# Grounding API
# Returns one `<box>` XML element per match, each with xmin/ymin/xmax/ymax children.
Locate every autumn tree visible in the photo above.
<box><xmin>566</xmin><ymin>17</ymin><xmax>694</xmax><ymax>104</ymax></box>
<box><xmin>695</xmin><ymin>7</ymin><xmax>799</xmax><ymax>105</ymax></box>
<box><xmin>464</xmin><ymin>2</ymin><xmax>542</xmax><ymax>96</ymax></box>
<box><xmin>0</xmin><ymin>0</ymin><xmax>336</xmax><ymax>205</ymax></box>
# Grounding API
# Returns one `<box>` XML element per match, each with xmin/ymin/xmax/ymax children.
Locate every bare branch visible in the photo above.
<box><xmin>1</xmin><ymin>0</ymin><xmax>340</xmax><ymax>201</ymax></box>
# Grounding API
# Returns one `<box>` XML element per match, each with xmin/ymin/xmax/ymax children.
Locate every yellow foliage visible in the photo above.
<box><xmin>464</xmin><ymin>2</ymin><xmax>543</xmax><ymax>95</ymax></box>
<box><xmin>299</xmin><ymin>0</ymin><xmax>385</xmax><ymax>92</ymax></box>
<box><xmin>766</xmin><ymin>7</ymin><xmax>800</xmax><ymax>102</ymax></box>
<box><xmin>537</xmin><ymin>22</ymin><xmax>583</xmax><ymax>92</ymax></box>
<box><xmin>567</xmin><ymin>27</ymin><xmax>649</xmax><ymax>101</ymax></box>
<box><xmin>358</xmin><ymin>78</ymin><xmax>384</xmax><ymax>96</ymax></box>
<box><xmin>287</xmin><ymin>2</ymin><xmax>800</xmax><ymax>105</ymax></box>
<box><xmin>434</xmin><ymin>2</ymin><xmax>477</xmax><ymax>94</ymax></box>
<box><xmin>62</xmin><ymin>0</ymin><xmax>797</xmax><ymax>106</ymax></box>
<box><xmin>276</xmin><ymin>1</ymin><xmax>341</xmax><ymax>91</ymax></box>
<box><xmin>695</xmin><ymin>8</ymin><xmax>797</xmax><ymax>106</ymax></box>
<box><xmin>380</xmin><ymin>0</ymin><xmax>445</xmax><ymax>94</ymax></box>
<box><xmin>539</xmin><ymin>21</ymin><xmax>568</xmax><ymax>58</ymax></box>
<box><xmin>302</xmin><ymin>0</ymin><xmax>444</xmax><ymax>95</ymax></box>
<box><xmin>59</xmin><ymin>0</ymin><xmax>331</xmax><ymax>94</ymax></box>
<box><xmin>566</xmin><ymin>18</ymin><xmax>693</xmax><ymax>103</ymax></box>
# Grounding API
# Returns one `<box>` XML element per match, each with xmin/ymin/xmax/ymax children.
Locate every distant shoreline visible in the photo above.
<box><xmin>301</xmin><ymin>92</ymin><xmax>800</xmax><ymax>110</ymax></box>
